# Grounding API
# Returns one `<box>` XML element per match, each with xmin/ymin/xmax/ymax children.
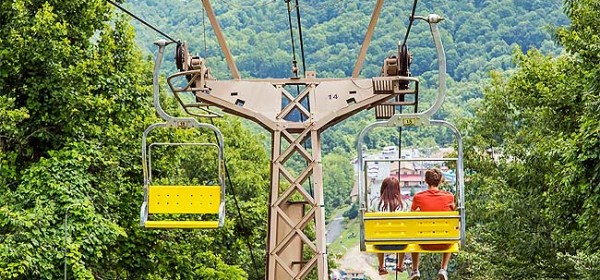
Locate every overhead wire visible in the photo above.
<box><xmin>285</xmin><ymin>0</ymin><xmax>299</xmax><ymax>76</ymax></box>
<box><xmin>401</xmin><ymin>0</ymin><xmax>419</xmax><ymax>47</ymax></box>
<box><xmin>293</xmin><ymin>0</ymin><xmax>312</xmax><ymax>196</ymax></box>
<box><xmin>202</xmin><ymin>3</ymin><xmax>208</xmax><ymax>58</ymax></box>
<box><xmin>106</xmin><ymin>0</ymin><xmax>179</xmax><ymax>44</ymax></box>
<box><xmin>398</xmin><ymin>0</ymin><xmax>420</xmax><ymax>179</ymax></box>
<box><xmin>284</xmin><ymin>0</ymin><xmax>313</xmax><ymax>196</ymax></box>
<box><xmin>294</xmin><ymin>0</ymin><xmax>307</xmax><ymax>77</ymax></box>
<box><xmin>208</xmin><ymin>119</ymin><xmax>261</xmax><ymax>280</ymax></box>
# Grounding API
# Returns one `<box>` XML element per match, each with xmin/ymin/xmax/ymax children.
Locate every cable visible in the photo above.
<box><xmin>401</xmin><ymin>0</ymin><xmax>419</xmax><ymax>47</ymax></box>
<box><xmin>209</xmin><ymin>118</ymin><xmax>261</xmax><ymax>279</ymax></box>
<box><xmin>395</xmin><ymin>253</ymin><xmax>399</xmax><ymax>280</ymax></box>
<box><xmin>294</xmin><ymin>0</ymin><xmax>307</xmax><ymax>77</ymax></box>
<box><xmin>202</xmin><ymin>2</ymin><xmax>208</xmax><ymax>59</ymax></box>
<box><xmin>284</xmin><ymin>0</ymin><xmax>298</xmax><ymax>76</ymax></box>
<box><xmin>106</xmin><ymin>0</ymin><xmax>179</xmax><ymax>44</ymax></box>
<box><xmin>284</xmin><ymin>0</ymin><xmax>312</xmax><ymax>194</ymax></box>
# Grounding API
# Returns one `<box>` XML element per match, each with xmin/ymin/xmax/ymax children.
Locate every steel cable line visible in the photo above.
<box><xmin>397</xmin><ymin>0</ymin><xmax>419</xmax><ymax>182</ymax></box>
<box><xmin>208</xmin><ymin>119</ymin><xmax>261</xmax><ymax>279</ymax></box>
<box><xmin>294</xmin><ymin>0</ymin><xmax>307</xmax><ymax>77</ymax></box>
<box><xmin>391</xmin><ymin>1</ymin><xmax>420</xmax><ymax>273</ymax></box>
<box><xmin>285</xmin><ymin>0</ymin><xmax>299</xmax><ymax>76</ymax></box>
<box><xmin>106</xmin><ymin>0</ymin><xmax>179</xmax><ymax>44</ymax></box>
<box><xmin>284</xmin><ymin>0</ymin><xmax>313</xmax><ymax>195</ymax></box>
<box><xmin>284</xmin><ymin>0</ymin><xmax>307</xmax><ymax>77</ymax></box>
<box><xmin>402</xmin><ymin>0</ymin><xmax>419</xmax><ymax>47</ymax></box>
<box><xmin>293</xmin><ymin>0</ymin><xmax>312</xmax><ymax>195</ymax></box>
<box><xmin>202</xmin><ymin>2</ymin><xmax>208</xmax><ymax>63</ymax></box>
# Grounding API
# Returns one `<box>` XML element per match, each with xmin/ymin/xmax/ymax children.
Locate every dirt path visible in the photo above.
<box><xmin>336</xmin><ymin>245</ymin><xmax>387</xmax><ymax>280</ymax></box>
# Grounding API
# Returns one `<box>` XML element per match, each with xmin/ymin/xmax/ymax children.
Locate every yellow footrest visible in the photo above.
<box><xmin>366</xmin><ymin>243</ymin><xmax>459</xmax><ymax>253</ymax></box>
<box><xmin>144</xmin><ymin>220</ymin><xmax>220</xmax><ymax>229</ymax></box>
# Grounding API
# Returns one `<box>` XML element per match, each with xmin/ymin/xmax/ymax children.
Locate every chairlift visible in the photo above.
<box><xmin>139</xmin><ymin>41</ymin><xmax>226</xmax><ymax>229</ymax></box>
<box><xmin>357</xmin><ymin>120</ymin><xmax>465</xmax><ymax>253</ymax></box>
<box><xmin>356</xmin><ymin>13</ymin><xmax>465</xmax><ymax>254</ymax></box>
<box><xmin>139</xmin><ymin>119</ymin><xmax>226</xmax><ymax>229</ymax></box>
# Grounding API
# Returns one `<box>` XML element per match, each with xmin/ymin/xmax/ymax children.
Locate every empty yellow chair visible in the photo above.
<box><xmin>140</xmin><ymin>120</ymin><xmax>226</xmax><ymax>229</ymax></box>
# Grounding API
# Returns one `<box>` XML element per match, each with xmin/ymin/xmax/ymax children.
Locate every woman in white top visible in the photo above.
<box><xmin>371</xmin><ymin>176</ymin><xmax>407</xmax><ymax>275</ymax></box>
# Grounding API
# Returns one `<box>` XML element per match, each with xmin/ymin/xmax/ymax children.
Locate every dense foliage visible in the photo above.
<box><xmin>459</xmin><ymin>0</ymin><xmax>600</xmax><ymax>279</ymax></box>
<box><xmin>322</xmin><ymin>153</ymin><xmax>354</xmax><ymax>215</ymax></box>
<box><xmin>0</xmin><ymin>1</ymin><xmax>269</xmax><ymax>279</ymax></box>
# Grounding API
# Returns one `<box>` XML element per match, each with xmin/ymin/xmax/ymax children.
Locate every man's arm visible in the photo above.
<box><xmin>411</xmin><ymin>195</ymin><xmax>419</xmax><ymax>211</ymax></box>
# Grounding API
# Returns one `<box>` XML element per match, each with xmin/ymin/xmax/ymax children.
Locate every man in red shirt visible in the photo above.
<box><xmin>408</xmin><ymin>168</ymin><xmax>455</xmax><ymax>280</ymax></box>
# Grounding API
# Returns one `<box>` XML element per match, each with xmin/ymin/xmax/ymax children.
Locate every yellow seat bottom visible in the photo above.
<box><xmin>144</xmin><ymin>220</ymin><xmax>219</xmax><ymax>229</ymax></box>
<box><xmin>148</xmin><ymin>185</ymin><xmax>221</xmax><ymax>214</ymax></box>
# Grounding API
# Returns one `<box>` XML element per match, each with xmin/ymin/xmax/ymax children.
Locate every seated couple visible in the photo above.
<box><xmin>372</xmin><ymin>168</ymin><xmax>454</xmax><ymax>280</ymax></box>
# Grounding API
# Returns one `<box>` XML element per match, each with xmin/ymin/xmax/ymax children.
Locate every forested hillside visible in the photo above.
<box><xmin>126</xmin><ymin>0</ymin><xmax>568</xmax><ymax>153</ymax></box>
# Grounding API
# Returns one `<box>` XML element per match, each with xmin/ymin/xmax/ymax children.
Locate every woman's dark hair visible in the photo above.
<box><xmin>379</xmin><ymin>176</ymin><xmax>402</xmax><ymax>211</ymax></box>
<box><xmin>425</xmin><ymin>168</ymin><xmax>444</xmax><ymax>187</ymax></box>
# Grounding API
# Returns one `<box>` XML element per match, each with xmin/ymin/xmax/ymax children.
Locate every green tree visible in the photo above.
<box><xmin>323</xmin><ymin>153</ymin><xmax>354</xmax><ymax>215</ymax></box>
<box><xmin>459</xmin><ymin>0</ymin><xmax>600</xmax><ymax>278</ymax></box>
<box><xmin>0</xmin><ymin>1</ymin><xmax>269</xmax><ymax>279</ymax></box>
<box><xmin>343</xmin><ymin>203</ymin><xmax>358</xmax><ymax>220</ymax></box>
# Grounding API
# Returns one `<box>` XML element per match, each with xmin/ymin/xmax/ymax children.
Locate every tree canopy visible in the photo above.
<box><xmin>0</xmin><ymin>1</ymin><xmax>269</xmax><ymax>279</ymax></box>
<box><xmin>460</xmin><ymin>0</ymin><xmax>600</xmax><ymax>278</ymax></box>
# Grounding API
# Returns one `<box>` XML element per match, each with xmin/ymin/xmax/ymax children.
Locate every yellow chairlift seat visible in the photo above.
<box><xmin>144</xmin><ymin>185</ymin><xmax>223</xmax><ymax>229</ymax></box>
<box><xmin>363</xmin><ymin>211</ymin><xmax>460</xmax><ymax>253</ymax></box>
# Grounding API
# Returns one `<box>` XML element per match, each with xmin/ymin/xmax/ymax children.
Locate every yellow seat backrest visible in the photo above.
<box><xmin>364</xmin><ymin>211</ymin><xmax>460</xmax><ymax>253</ymax></box>
<box><xmin>148</xmin><ymin>185</ymin><xmax>221</xmax><ymax>214</ymax></box>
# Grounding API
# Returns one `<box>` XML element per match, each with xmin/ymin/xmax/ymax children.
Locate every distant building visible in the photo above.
<box><xmin>381</xmin><ymin>146</ymin><xmax>421</xmax><ymax>159</ymax></box>
<box><xmin>330</xmin><ymin>268</ymin><xmax>366</xmax><ymax>280</ymax></box>
<box><xmin>388</xmin><ymin>161</ymin><xmax>425</xmax><ymax>187</ymax></box>
<box><xmin>382</xmin><ymin>146</ymin><xmax>397</xmax><ymax>155</ymax></box>
<box><xmin>330</xmin><ymin>269</ymin><xmax>347</xmax><ymax>280</ymax></box>
<box><xmin>431</xmin><ymin>147</ymin><xmax>454</xmax><ymax>159</ymax></box>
